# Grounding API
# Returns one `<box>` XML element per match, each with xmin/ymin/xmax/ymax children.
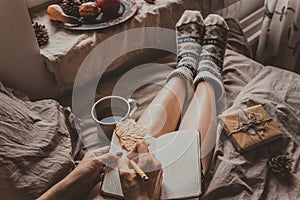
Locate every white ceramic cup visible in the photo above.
<box><xmin>91</xmin><ymin>96</ymin><xmax>138</xmax><ymax>139</ymax></box>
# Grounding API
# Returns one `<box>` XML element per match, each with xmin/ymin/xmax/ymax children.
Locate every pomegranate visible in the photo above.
<box><xmin>96</xmin><ymin>0</ymin><xmax>121</xmax><ymax>17</ymax></box>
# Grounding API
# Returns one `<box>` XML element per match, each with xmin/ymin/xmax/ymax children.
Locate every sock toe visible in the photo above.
<box><xmin>176</xmin><ymin>10</ymin><xmax>204</xmax><ymax>28</ymax></box>
<box><xmin>204</xmin><ymin>14</ymin><xmax>229</xmax><ymax>30</ymax></box>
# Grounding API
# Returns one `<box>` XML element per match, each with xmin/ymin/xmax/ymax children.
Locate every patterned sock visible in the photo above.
<box><xmin>167</xmin><ymin>10</ymin><xmax>205</xmax><ymax>101</ymax></box>
<box><xmin>194</xmin><ymin>14</ymin><xmax>229</xmax><ymax>102</ymax></box>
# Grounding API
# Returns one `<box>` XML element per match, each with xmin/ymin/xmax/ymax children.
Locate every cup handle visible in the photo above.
<box><xmin>128</xmin><ymin>98</ymin><xmax>138</xmax><ymax>119</ymax></box>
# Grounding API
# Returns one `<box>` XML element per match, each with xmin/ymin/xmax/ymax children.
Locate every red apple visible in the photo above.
<box><xmin>96</xmin><ymin>0</ymin><xmax>121</xmax><ymax>17</ymax></box>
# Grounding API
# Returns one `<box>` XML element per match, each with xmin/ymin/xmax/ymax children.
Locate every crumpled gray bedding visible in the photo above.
<box><xmin>0</xmin><ymin>83</ymin><xmax>81</xmax><ymax>199</ymax></box>
<box><xmin>202</xmin><ymin>66</ymin><xmax>300</xmax><ymax>200</ymax></box>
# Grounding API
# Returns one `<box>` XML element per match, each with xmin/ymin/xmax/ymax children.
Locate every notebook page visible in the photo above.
<box><xmin>154</xmin><ymin>129</ymin><xmax>201</xmax><ymax>199</ymax></box>
<box><xmin>101</xmin><ymin>129</ymin><xmax>201</xmax><ymax>199</ymax></box>
<box><xmin>101</xmin><ymin>133</ymin><xmax>125</xmax><ymax>198</ymax></box>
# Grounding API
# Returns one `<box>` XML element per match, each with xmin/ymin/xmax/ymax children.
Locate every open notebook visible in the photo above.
<box><xmin>101</xmin><ymin>128</ymin><xmax>202</xmax><ymax>199</ymax></box>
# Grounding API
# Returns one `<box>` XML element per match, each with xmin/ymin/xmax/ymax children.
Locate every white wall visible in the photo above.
<box><xmin>0</xmin><ymin>0</ymin><xmax>60</xmax><ymax>99</ymax></box>
<box><xmin>26</xmin><ymin>0</ymin><xmax>51</xmax><ymax>8</ymax></box>
<box><xmin>216</xmin><ymin>0</ymin><xmax>264</xmax><ymax>20</ymax></box>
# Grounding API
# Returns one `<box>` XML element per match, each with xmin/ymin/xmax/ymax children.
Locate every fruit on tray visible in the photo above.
<box><xmin>79</xmin><ymin>2</ymin><xmax>102</xmax><ymax>19</ymax></box>
<box><xmin>61</xmin><ymin>0</ymin><xmax>81</xmax><ymax>17</ymax></box>
<box><xmin>61</xmin><ymin>0</ymin><xmax>94</xmax><ymax>17</ymax></box>
<box><xmin>96</xmin><ymin>0</ymin><xmax>121</xmax><ymax>17</ymax></box>
<box><xmin>47</xmin><ymin>4</ymin><xmax>79</xmax><ymax>24</ymax></box>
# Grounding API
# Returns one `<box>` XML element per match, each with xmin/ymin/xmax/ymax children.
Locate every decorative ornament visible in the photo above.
<box><xmin>268</xmin><ymin>153</ymin><xmax>293</xmax><ymax>176</ymax></box>
<box><xmin>32</xmin><ymin>22</ymin><xmax>49</xmax><ymax>47</ymax></box>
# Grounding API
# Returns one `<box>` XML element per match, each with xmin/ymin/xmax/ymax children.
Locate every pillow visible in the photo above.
<box><xmin>0</xmin><ymin>82</ymin><xmax>80</xmax><ymax>199</ymax></box>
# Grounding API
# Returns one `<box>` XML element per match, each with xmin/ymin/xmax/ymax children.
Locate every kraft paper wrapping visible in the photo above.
<box><xmin>218</xmin><ymin>105</ymin><xmax>283</xmax><ymax>152</ymax></box>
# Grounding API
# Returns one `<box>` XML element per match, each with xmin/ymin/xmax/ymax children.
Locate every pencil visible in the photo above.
<box><xmin>129</xmin><ymin>159</ymin><xmax>149</xmax><ymax>181</ymax></box>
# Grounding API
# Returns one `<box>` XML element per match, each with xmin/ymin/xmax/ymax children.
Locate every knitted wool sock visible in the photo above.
<box><xmin>167</xmin><ymin>10</ymin><xmax>205</xmax><ymax>101</ymax></box>
<box><xmin>194</xmin><ymin>14</ymin><xmax>229</xmax><ymax>102</ymax></box>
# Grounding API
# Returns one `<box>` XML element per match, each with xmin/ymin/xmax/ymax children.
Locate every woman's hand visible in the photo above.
<box><xmin>75</xmin><ymin>146</ymin><xmax>122</xmax><ymax>186</ymax></box>
<box><xmin>118</xmin><ymin>141</ymin><xmax>163</xmax><ymax>200</ymax></box>
<box><xmin>38</xmin><ymin>146</ymin><xmax>122</xmax><ymax>200</ymax></box>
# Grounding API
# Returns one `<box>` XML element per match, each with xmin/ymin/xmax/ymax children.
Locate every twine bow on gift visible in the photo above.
<box><xmin>229</xmin><ymin>109</ymin><xmax>272</xmax><ymax>138</ymax></box>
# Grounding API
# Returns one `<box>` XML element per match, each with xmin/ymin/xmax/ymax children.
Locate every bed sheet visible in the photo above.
<box><xmin>0</xmin><ymin>83</ymin><xmax>82</xmax><ymax>199</ymax></box>
<box><xmin>203</xmin><ymin>66</ymin><xmax>300</xmax><ymax>200</ymax></box>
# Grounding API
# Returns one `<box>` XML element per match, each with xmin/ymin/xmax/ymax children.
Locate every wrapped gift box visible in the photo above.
<box><xmin>218</xmin><ymin>105</ymin><xmax>283</xmax><ymax>152</ymax></box>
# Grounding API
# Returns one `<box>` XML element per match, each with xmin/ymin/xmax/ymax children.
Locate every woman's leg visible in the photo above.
<box><xmin>179</xmin><ymin>14</ymin><xmax>229</xmax><ymax>174</ymax></box>
<box><xmin>137</xmin><ymin>77</ymin><xmax>186</xmax><ymax>137</ymax></box>
<box><xmin>138</xmin><ymin>10</ymin><xmax>205</xmax><ymax>137</ymax></box>
<box><xmin>178</xmin><ymin>82</ymin><xmax>217</xmax><ymax>174</ymax></box>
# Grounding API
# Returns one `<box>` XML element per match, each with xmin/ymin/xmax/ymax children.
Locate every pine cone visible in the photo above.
<box><xmin>33</xmin><ymin>22</ymin><xmax>49</xmax><ymax>47</ymax></box>
<box><xmin>268</xmin><ymin>154</ymin><xmax>293</xmax><ymax>176</ymax></box>
<box><xmin>61</xmin><ymin>0</ymin><xmax>93</xmax><ymax>17</ymax></box>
